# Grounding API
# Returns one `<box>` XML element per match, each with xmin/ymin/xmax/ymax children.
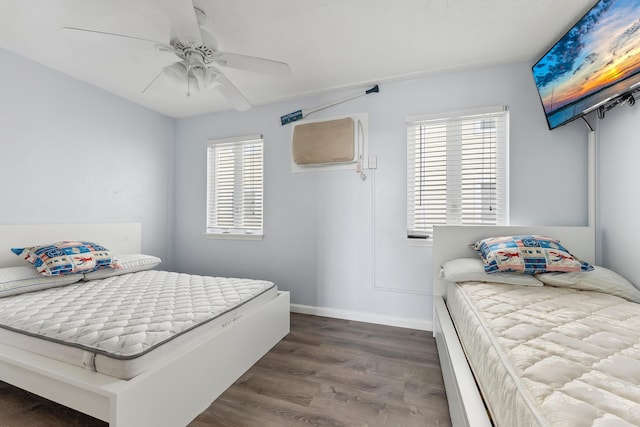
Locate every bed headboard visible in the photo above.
<box><xmin>432</xmin><ymin>225</ymin><xmax>596</xmax><ymax>298</ymax></box>
<box><xmin>0</xmin><ymin>223</ymin><xmax>142</xmax><ymax>268</ymax></box>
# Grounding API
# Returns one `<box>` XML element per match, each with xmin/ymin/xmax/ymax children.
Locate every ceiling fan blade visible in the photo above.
<box><xmin>199</xmin><ymin>27</ymin><xmax>218</xmax><ymax>52</ymax></box>
<box><xmin>160</xmin><ymin>0</ymin><xmax>202</xmax><ymax>45</ymax></box>
<box><xmin>213</xmin><ymin>52</ymin><xmax>291</xmax><ymax>77</ymax></box>
<box><xmin>60</xmin><ymin>27</ymin><xmax>175</xmax><ymax>52</ymax></box>
<box><xmin>210</xmin><ymin>68</ymin><xmax>252</xmax><ymax>111</ymax></box>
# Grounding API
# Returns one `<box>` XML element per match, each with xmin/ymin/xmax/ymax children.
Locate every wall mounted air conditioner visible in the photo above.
<box><xmin>290</xmin><ymin>113</ymin><xmax>368</xmax><ymax>173</ymax></box>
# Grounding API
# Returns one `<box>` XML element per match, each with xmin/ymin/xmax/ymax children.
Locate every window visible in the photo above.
<box><xmin>206</xmin><ymin>135</ymin><xmax>263</xmax><ymax>239</ymax></box>
<box><xmin>406</xmin><ymin>106</ymin><xmax>508</xmax><ymax>240</ymax></box>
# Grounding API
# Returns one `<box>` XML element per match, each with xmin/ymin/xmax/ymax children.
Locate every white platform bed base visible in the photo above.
<box><xmin>0</xmin><ymin>223</ymin><xmax>290</xmax><ymax>426</ymax></box>
<box><xmin>431</xmin><ymin>225</ymin><xmax>595</xmax><ymax>427</ymax></box>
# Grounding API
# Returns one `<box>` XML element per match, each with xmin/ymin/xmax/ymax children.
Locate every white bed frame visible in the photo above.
<box><xmin>432</xmin><ymin>225</ymin><xmax>595</xmax><ymax>427</ymax></box>
<box><xmin>0</xmin><ymin>223</ymin><xmax>290</xmax><ymax>426</ymax></box>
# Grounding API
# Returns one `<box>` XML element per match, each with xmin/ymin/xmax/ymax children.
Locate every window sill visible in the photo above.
<box><xmin>407</xmin><ymin>237</ymin><xmax>432</xmax><ymax>247</ymax></box>
<box><xmin>203</xmin><ymin>232</ymin><xmax>263</xmax><ymax>241</ymax></box>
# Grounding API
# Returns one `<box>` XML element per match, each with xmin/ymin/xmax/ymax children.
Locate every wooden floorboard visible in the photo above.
<box><xmin>0</xmin><ymin>313</ymin><xmax>451</xmax><ymax>426</ymax></box>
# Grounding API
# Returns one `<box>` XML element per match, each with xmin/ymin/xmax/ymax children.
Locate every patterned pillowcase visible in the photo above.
<box><xmin>11</xmin><ymin>241</ymin><xmax>113</xmax><ymax>276</ymax></box>
<box><xmin>472</xmin><ymin>235</ymin><xmax>593</xmax><ymax>274</ymax></box>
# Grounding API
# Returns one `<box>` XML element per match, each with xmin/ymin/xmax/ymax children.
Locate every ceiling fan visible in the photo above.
<box><xmin>61</xmin><ymin>0</ymin><xmax>291</xmax><ymax>111</ymax></box>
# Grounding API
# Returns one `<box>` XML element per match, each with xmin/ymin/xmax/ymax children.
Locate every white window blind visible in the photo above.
<box><xmin>206</xmin><ymin>135</ymin><xmax>263</xmax><ymax>238</ymax></box>
<box><xmin>406</xmin><ymin>107</ymin><xmax>508</xmax><ymax>239</ymax></box>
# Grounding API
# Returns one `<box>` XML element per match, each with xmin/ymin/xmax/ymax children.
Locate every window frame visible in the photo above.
<box><xmin>406</xmin><ymin>106</ymin><xmax>509</xmax><ymax>243</ymax></box>
<box><xmin>205</xmin><ymin>134</ymin><xmax>264</xmax><ymax>240</ymax></box>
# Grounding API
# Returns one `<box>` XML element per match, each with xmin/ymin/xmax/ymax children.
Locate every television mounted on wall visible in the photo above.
<box><xmin>532</xmin><ymin>0</ymin><xmax>640</xmax><ymax>130</ymax></box>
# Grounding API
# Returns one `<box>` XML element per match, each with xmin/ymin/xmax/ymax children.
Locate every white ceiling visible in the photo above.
<box><xmin>0</xmin><ymin>0</ymin><xmax>595</xmax><ymax>118</ymax></box>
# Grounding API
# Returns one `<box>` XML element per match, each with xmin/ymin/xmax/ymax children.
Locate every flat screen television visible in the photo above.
<box><xmin>532</xmin><ymin>0</ymin><xmax>640</xmax><ymax>129</ymax></box>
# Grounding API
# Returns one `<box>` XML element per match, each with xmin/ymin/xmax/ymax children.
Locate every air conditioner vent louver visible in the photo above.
<box><xmin>292</xmin><ymin>117</ymin><xmax>355</xmax><ymax>165</ymax></box>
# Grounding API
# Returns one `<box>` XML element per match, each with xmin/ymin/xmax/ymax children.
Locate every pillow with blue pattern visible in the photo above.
<box><xmin>472</xmin><ymin>235</ymin><xmax>593</xmax><ymax>274</ymax></box>
<box><xmin>11</xmin><ymin>241</ymin><xmax>113</xmax><ymax>276</ymax></box>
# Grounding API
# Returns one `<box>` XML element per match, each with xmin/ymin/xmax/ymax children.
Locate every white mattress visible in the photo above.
<box><xmin>447</xmin><ymin>281</ymin><xmax>640</xmax><ymax>427</ymax></box>
<box><xmin>0</xmin><ymin>270</ymin><xmax>278</xmax><ymax>379</ymax></box>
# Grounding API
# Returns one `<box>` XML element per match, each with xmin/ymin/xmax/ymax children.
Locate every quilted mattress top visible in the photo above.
<box><xmin>0</xmin><ymin>270</ymin><xmax>276</xmax><ymax>359</ymax></box>
<box><xmin>457</xmin><ymin>282</ymin><xmax>640</xmax><ymax>426</ymax></box>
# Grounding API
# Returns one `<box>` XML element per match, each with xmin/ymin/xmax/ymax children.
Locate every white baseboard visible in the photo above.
<box><xmin>290</xmin><ymin>303</ymin><xmax>433</xmax><ymax>331</ymax></box>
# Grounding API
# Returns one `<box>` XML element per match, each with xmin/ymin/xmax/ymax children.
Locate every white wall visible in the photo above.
<box><xmin>173</xmin><ymin>61</ymin><xmax>591</xmax><ymax>328</ymax></box>
<box><xmin>0</xmin><ymin>49</ymin><xmax>175</xmax><ymax>265</ymax></box>
<box><xmin>597</xmin><ymin>100</ymin><xmax>640</xmax><ymax>283</ymax></box>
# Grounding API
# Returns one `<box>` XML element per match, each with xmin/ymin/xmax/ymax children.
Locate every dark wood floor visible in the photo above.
<box><xmin>0</xmin><ymin>313</ymin><xmax>451</xmax><ymax>426</ymax></box>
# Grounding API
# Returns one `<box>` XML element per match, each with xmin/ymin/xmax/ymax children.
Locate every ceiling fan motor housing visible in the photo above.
<box><xmin>171</xmin><ymin>39</ymin><xmax>216</xmax><ymax>64</ymax></box>
<box><xmin>185</xmin><ymin>51</ymin><xmax>206</xmax><ymax>70</ymax></box>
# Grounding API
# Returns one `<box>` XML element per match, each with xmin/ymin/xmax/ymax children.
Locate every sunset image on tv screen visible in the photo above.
<box><xmin>533</xmin><ymin>0</ymin><xmax>640</xmax><ymax>128</ymax></box>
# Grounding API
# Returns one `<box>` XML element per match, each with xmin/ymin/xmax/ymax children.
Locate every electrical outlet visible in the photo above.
<box><xmin>368</xmin><ymin>156</ymin><xmax>378</xmax><ymax>169</ymax></box>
